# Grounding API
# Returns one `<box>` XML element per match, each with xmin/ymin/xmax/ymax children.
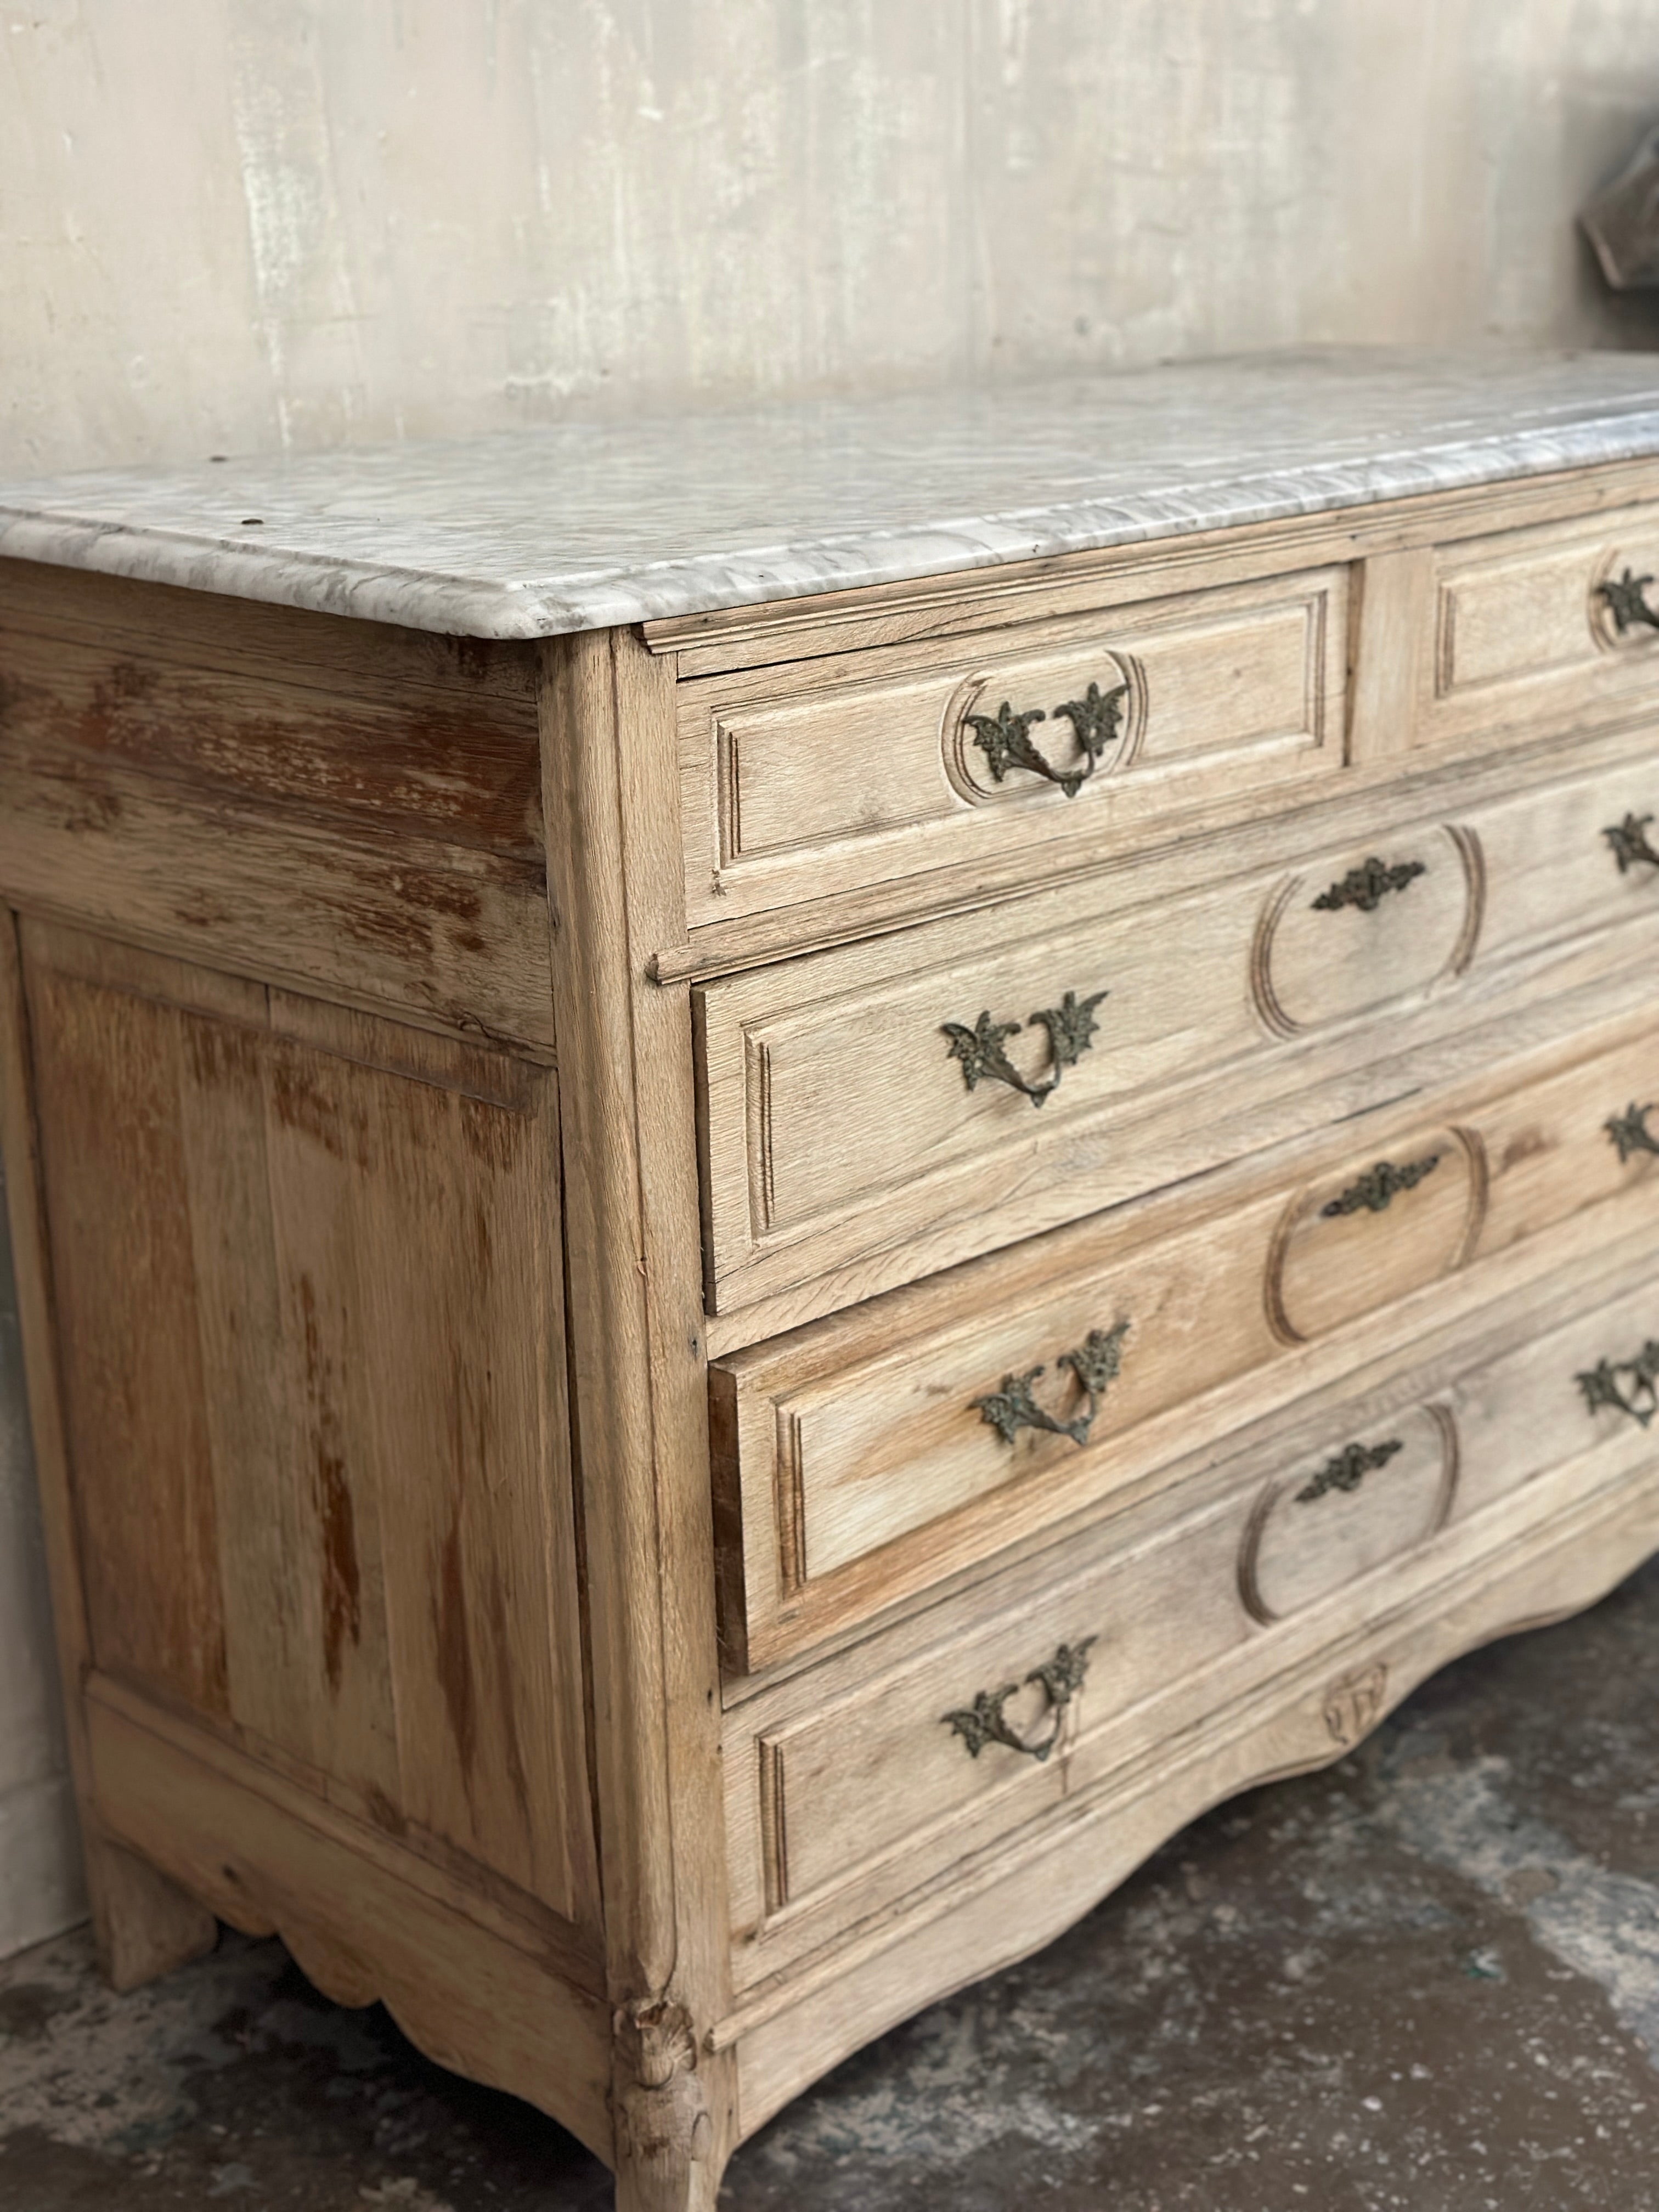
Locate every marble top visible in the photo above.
<box><xmin>5</xmin><ymin>348</ymin><xmax>1659</xmax><ymax>640</ymax></box>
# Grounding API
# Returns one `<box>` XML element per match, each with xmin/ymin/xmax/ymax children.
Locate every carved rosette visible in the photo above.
<box><xmin>613</xmin><ymin>1999</ymin><xmax>714</xmax><ymax>2199</ymax></box>
<box><xmin>1323</xmin><ymin>1662</ymin><xmax>1390</xmax><ymax>1749</ymax></box>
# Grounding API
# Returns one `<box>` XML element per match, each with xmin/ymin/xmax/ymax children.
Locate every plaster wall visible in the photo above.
<box><xmin>5</xmin><ymin>0</ymin><xmax>1659</xmax><ymax>477</ymax></box>
<box><xmin>3</xmin><ymin>0</ymin><xmax>1658</xmax><ymax>1955</ymax></box>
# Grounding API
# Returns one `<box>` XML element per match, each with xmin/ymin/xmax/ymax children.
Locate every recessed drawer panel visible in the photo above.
<box><xmin>696</xmin><ymin>748</ymin><xmax>1659</xmax><ymax>1317</ymax></box>
<box><xmin>712</xmin><ymin>1014</ymin><xmax>1659</xmax><ymax>1670</ymax></box>
<box><xmin>677</xmin><ymin>567</ymin><xmax>1349</xmax><ymax>929</ymax></box>
<box><xmin>1422</xmin><ymin>504</ymin><xmax>1659</xmax><ymax>751</ymax></box>
<box><xmin>723</xmin><ymin>1255</ymin><xmax>1659</xmax><ymax>1986</ymax></box>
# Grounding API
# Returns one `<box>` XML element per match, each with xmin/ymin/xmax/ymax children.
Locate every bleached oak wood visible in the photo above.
<box><xmin>719</xmin><ymin>1232</ymin><xmax>1659</xmax><ymax>1994</ymax></box>
<box><xmin>727</xmin><ymin>1458</ymin><xmax>1659</xmax><ymax>2127</ymax></box>
<box><xmin>537</xmin><ymin>629</ymin><xmax>738</xmax><ymax>2211</ymax></box>
<box><xmin>653</xmin><ymin>705</ymin><xmax>1659</xmax><ymax>988</ymax></box>
<box><xmin>696</xmin><ymin>737</ymin><xmax>1659</xmax><ymax>1317</ymax></box>
<box><xmin>84</xmin><ymin>1684</ymin><xmax>613</xmax><ymax>2155</ymax></box>
<box><xmin>19</xmin><ymin>917</ymin><xmax>600</xmax><ymax>1922</ymax></box>
<box><xmin>678</xmin><ymin>565</ymin><xmax>1347</xmax><ymax>928</ymax></box>
<box><xmin>1348</xmin><ymin>547</ymin><xmax>1436</xmax><ymax>764</ymax></box>
<box><xmin>1424</xmin><ymin>504</ymin><xmax>1659</xmax><ymax>752</ymax></box>
<box><xmin>0</xmin><ymin>909</ymin><xmax>218</xmax><ymax>1988</ymax></box>
<box><xmin>710</xmin><ymin>1006</ymin><xmax>1659</xmax><ymax>1669</ymax></box>
<box><xmin>0</xmin><ymin>561</ymin><xmax>555</xmax><ymax>1051</ymax></box>
<box><xmin>8</xmin><ymin>437</ymin><xmax>1659</xmax><ymax>2209</ymax></box>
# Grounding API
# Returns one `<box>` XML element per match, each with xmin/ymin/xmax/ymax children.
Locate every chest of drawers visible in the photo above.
<box><xmin>5</xmin><ymin>351</ymin><xmax>1659</xmax><ymax>2209</ymax></box>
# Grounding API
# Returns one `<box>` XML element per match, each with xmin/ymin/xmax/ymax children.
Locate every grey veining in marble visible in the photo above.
<box><xmin>5</xmin><ymin>349</ymin><xmax>1659</xmax><ymax>639</ymax></box>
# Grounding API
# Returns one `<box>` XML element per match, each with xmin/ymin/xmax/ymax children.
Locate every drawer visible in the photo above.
<box><xmin>677</xmin><ymin>565</ymin><xmax>1349</xmax><ymax>929</ymax></box>
<box><xmin>696</xmin><ymin>745</ymin><xmax>1659</xmax><ymax>1316</ymax></box>
<box><xmin>712</xmin><ymin>1012</ymin><xmax>1659</xmax><ymax>1669</ymax></box>
<box><xmin>1421</xmin><ymin>503</ymin><xmax>1659</xmax><ymax>752</ymax></box>
<box><xmin>723</xmin><ymin>1251</ymin><xmax>1659</xmax><ymax>1987</ymax></box>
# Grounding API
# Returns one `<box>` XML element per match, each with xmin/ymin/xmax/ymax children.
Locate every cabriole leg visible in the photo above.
<box><xmin>611</xmin><ymin>2001</ymin><xmax>729</xmax><ymax>2212</ymax></box>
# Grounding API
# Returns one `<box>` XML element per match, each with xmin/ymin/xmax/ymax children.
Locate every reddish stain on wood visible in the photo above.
<box><xmin>435</xmin><ymin>1509</ymin><xmax>479</xmax><ymax>1785</ymax></box>
<box><xmin>297</xmin><ymin>1273</ymin><xmax>363</xmax><ymax>1694</ymax></box>
<box><xmin>271</xmin><ymin>1055</ymin><xmax>372</xmax><ymax>1166</ymax></box>
<box><xmin>1501</xmin><ymin>1126</ymin><xmax>1553</xmax><ymax>1171</ymax></box>
<box><xmin>362</xmin><ymin>1784</ymin><xmax>409</xmax><ymax>1839</ymax></box>
<box><xmin>312</xmin><ymin>1441</ymin><xmax>363</xmax><ymax>1696</ymax></box>
<box><xmin>486</xmin><ymin>1568</ymin><xmax>533</xmax><ymax>1834</ymax></box>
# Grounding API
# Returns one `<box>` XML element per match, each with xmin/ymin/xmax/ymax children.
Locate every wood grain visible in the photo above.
<box><xmin>727</xmin><ymin>1457</ymin><xmax>1659</xmax><ymax>2130</ymax></box>
<box><xmin>538</xmin><ymin>629</ymin><xmax>739</xmax><ymax>2207</ymax></box>
<box><xmin>0</xmin><ymin>560</ymin><xmax>544</xmax><ymax>855</ymax></box>
<box><xmin>0</xmin><ymin>562</ymin><xmax>554</xmax><ymax>1049</ymax></box>
<box><xmin>20</xmin><ymin>919</ymin><xmax>599</xmax><ymax>1927</ymax></box>
<box><xmin>711</xmin><ymin>1008</ymin><xmax>1659</xmax><ymax>1670</ymax></box>
<box><xmin>10</xmin><ymin>457</ymin><xmax>1659</xmax><ymax>2205</ymax></box>
<box><xmin>696</xmin><ymin>738</ymin><xmax>1659</xmax><ymax>1317</ymax></box>
<box><xmin>720</xmin><ymin>1231</ymin><xmax>1659</xmax><ymax>1996</ymax></box>
<box><xmin>1424</xmin><ymin>503</ymin><xmax>1659</xmax><ymax>751</ymax></box>
<box><xmin>0</xmin><ymin>908</ymin><xmax>216</xmax><ymax>1986</ymax></box>
<box><xmin>677</xmin><ymin>565</ymin><xmax>1346</xmax><ymax>928</ymax></box>
<box><xmin>85</xmin><ymin>1683</ymin><xmax>613</xmax><ymax>2159</ymax></box>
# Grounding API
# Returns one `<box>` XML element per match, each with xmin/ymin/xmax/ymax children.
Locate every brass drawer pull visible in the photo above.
<box><xmin>1598</xmin><ymin>567</ymin><xmax>1659</xmax><ymax>634</ymax></box>
<box><xmin>943</xmin><ymin>1637</ymin><xmax>1097</xmax><ymax>1763</ymax></box>
<box><xmin>1321</xmin><ymin>1153</ymin><xmax>1441</xmax><ymax>1218</ymax></box>
<box><xmin>1295</xmin><ymin>1436</ymin><xmax>1403</xmax><ymax>1504</ymax></box>
<box><xmin>972</xmin><ymin>1321</ymin><xmax>1131</xmax><ymax>1448</ymax></box>
<box><xmin>1604</xmin><ymin>811</ymin><xmax>1659</xmax><ymax>873</ymax></box>
<box><xmin>1310</xmin><ymin>855</ymin><xmax>1427</xmax><ymax>913</ymax></box>
<box><xmin>943</xmin><ymin>986</ymin><xmax>1109</xmax><ymax>1106</ymax></box>
<box><xmin>1577</xmin><ymin>1339</ymin><xmax>1659</xmax><ymax>1427</ymax></box>
<box><xmin>1606</xmin><ymin>1102</ymin><xmax>1659</xmax><ymax>1162</ymax></box>
<box><xmin>966</xmin><ymin>680</ymin><xmax>1128</xmax><ymax>799</ymax></box>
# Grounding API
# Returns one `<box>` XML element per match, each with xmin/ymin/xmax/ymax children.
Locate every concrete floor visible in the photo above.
<box><xmin>4</xmin><ymin>1553</ymin><xmax>1659</xmax><ymax>2211</ymax></box>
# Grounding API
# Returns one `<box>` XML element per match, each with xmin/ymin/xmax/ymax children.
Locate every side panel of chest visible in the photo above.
<box><xmin>17</xmin><ymin>917</ymin><xmax>599</xmax><ymax>1937</ymax></box>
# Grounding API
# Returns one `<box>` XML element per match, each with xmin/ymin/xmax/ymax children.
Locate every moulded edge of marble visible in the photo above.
<box><xmin>7</xmin><ymin>404</ymin><xmax>1659</xmax><ymax>640</ymax></box>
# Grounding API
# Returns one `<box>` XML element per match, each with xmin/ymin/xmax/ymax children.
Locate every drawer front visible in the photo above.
<box><xmin>723</xmin><ymin>1259</ymin><xmax>1659</xmax><ymax>1984</ymax></box>
<box><xmin>697</xmin><ymin>748</ymin><xmax>1659</xmax><ymax>1316</ymax></box>
<box><xmin>1423</xmin><ymin>504</ymin><xmax>1659</xmax><ymax>751</ymax></box>
<box><xmin>713</xmin><ymin>1014</ymin><xmax>1659</xmax><ymax>1669</ymax></box>
<box><xmin>678</xmin><ymin>567</ymin><xmax>1348</xmax><ymax>928</ymax></box>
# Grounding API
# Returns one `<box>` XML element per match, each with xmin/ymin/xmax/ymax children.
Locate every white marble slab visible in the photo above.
<box><xmin>6</xmin><ymin>348</ymin><xmax>1659</xmax><ymax>639</ymax></box>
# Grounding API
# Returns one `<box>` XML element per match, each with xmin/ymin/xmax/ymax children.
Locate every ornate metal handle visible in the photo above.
<box><xmin>1295</xmin><ymin>1436</ymin><xmax>1403</xmax><ymax>1504</ymax></box>
<box><xmin>943</xmin><ymin>986</ymin><xmax>1108</xmax><ymax>1106</ymax></box>
<box><xmin>966</xmin><ymin>681</ymin><xmax>1128</xmax><ymax>799</ymax></box>
<box><xmin>972</xmin><ymin>1321</ymin><xmax>1130</xmax><ymax>1449</ymax></box>
<box><xmin>1604</xmin><ymin>812</ymin><xmax>1659</xmax><ymax>873</ymax></box>
<box><xmin>1598</xmin><ymin>567</ymin><xmax>1659</xmax><ymax>634</ymax></box>
<box><xmin>943</xmin><ymin>1638</ymin><xmax>1097</xmax><ymax>1762</ymax></box>
<box><xmin>1321</xmin><ymin>1154</ymin><xmax>1441</xmax><ymax>1218</ymax></box>
<box><xmin>1606</xmin><ymin>1102</ymin><xmax>1659</xmax><ymax>1162</ymax></box>
<box><xmin>1577</xmin><ymin>1339</ymin><xmax>1659</xmax><ymax>1427</ymax></box>
<box><xmin>1311</xmin><ymin>856</ymin><xmax>1427</xmax><ymax>913</ymax></box>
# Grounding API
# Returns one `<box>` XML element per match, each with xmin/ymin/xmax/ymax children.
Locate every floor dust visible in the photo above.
<box><xmin>4</xmin><ymin>1553</ymin><xmax>1657</xmax><ymax>2210</ymax></box>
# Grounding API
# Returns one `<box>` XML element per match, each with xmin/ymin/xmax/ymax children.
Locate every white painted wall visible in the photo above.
<box><xmin>0</xmin><ymin>1159</ymin><xmax>84</xmax><ymax>1955</ymax></box>
<box><xmin>6</xmin><ymin>0</ymin><xmax>1659</xmax><ymax>478</ymax></box>
<box><xmin>3</xmin><ymin>0</ymin><xmax>1658</xmax><ymax>1956</ymax></box>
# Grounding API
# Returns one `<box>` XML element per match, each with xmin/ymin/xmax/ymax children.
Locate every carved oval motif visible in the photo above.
<box><xmin>1251</xmin><ymin>824</ymin><xmax>1485</xmax><ymax>1040</ymax></box>
<box><xmin>941</xmin><ymin>650</ymin><xmax>1144</xmax><ymax>806</ymax></box>
<box><xmin>1238</xmin><ymin>1403</ymin><xmax>1458</xmax><ymax>1627</ymax></box>
<box><xmin>1265</xmin><ymin>1124</ymin><xmax>1488</xmax><ymax>1347</ymax></box>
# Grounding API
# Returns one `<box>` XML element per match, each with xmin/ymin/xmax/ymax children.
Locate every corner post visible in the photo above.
<box><xmin>537</xmin><ymin>629</ymin><xmax>737</xmax><ymax>2210</ymax></box>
